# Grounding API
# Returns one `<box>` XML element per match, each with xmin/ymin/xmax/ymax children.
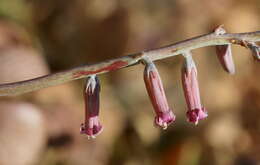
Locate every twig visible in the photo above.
<box><xmin>0</xmin><ymin>30</ymin><xmax>260</xmax><ymax>96</ymax></box>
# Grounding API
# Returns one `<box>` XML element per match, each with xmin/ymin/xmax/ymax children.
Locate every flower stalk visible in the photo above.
<box><xmin>0</xmin><ymin>30</ymin><xmax>259</xmax><ymax>96</ymax></box>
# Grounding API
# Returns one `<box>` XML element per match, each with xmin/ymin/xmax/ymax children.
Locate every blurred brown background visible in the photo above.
<box><xmin>0</xmin><ymin>0</ymin><xmax>260</xmax><ymax>165</ymax></box>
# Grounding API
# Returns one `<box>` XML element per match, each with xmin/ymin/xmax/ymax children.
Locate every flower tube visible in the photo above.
<box><xmin>181</xmin><ymin>52</ymin><xmax>207</xmax><ymax>125</ymax></box>
<box><xmin>143</xmin><ymin>57</ymin><xmax>175</xmax><ymax>129</ymax></box>
<box><xmin>80</xmin><ymin>75</ymin><xmax>103</xmax><ymax>139</ymax></box>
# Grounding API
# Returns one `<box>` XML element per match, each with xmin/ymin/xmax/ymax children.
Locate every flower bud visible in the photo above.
<box><xmin>181</xmin><ymin>52</ymin><xmax>207</xmax><ymax>125</ymax></box>
<box><xmin>80</xmin><ymin>75</ymin><xmax>103</xmax><ymax>139</ymax></box>
<box><xmin>216</xmin><ymin>44</ymin><xmax>235</xmax><ymax>74</ymax></box>
<box><xmin>214</xmin><ymin>26</ymin><xmax>235</xmax><ymax>74</ymax></box>
<box><xmin>247</xmin><ymin>42</ymin><xmax>260</xmax><ymax>61</ymax></box>
<box><xmin>143</xmin><ymin>58</ymin><xmax>175</xmax><ymax>129</ymax></box>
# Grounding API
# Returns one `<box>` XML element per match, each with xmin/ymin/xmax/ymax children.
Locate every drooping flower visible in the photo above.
<box><xmin>214</xmin><ymin>26</ymin><xmax>235</xmax><ymax>74</ymax></box>
<box><xmin>143</xmin><ymin>57</ymin><xmax>176</xmax><ymax>129</ymax></box>
<box><xmin>80</xmin><ymin>75</ymin><xmax>103</xmax><ymax>139</ymax></box>
<box><xmin>181</xmin><ymin>52</ymin><xmax>207</xmax><ymax>125</ymax></box>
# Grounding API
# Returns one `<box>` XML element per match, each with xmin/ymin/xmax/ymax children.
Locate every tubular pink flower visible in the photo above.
<box><xmin>181</xmin><ymin>52</ymin><xmax>207</xmax><ymax>125</ymax></box>
<box><xmin>214</xmin><ymin>26</ymin><xmax>235</xmax><ymax>74</ymax></box>
<box><xmin>80</xmin><ymin>75</ymin><xmax>103</xmax><ymax>139</ymax></box>
<box><xmin>143</xmin><ymin>58</ymin><xmax>175</xmax><ymax>129</ymax></box>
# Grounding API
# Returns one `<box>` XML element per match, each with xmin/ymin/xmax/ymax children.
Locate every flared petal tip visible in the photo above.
<box><xmin>198</xmin><ymin>107</ymin><xmax>208</xmax><ymax>120</ymax></box>
<box><xmin>186</xmin><ymin>108</ymin><xmax>207</xmax><ymax>125</ymax></box>
<box><xmin>80</xmin><ymin>122</ymin><xmax>103</xmax><ymax>139</ymax></box>
<box><xmin>154</xmin><ymin>110</ymin><xmax>176</xmax><ymax>130</ymax></box>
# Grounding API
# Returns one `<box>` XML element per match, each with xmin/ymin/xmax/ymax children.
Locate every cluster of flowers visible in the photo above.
<box><xmin>80</xmin><ymin>27</ymin><xmax>260</xmax><ymax>139</ymax></box>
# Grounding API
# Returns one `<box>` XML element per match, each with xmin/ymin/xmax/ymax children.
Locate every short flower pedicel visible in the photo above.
<box><xmin>143</xmin><ymin>57</ymin><xmax>175</xmax><ymax>129</ymax></box>
<box><xmin>214</xmin><ymin>26</ymin><xmax>235</xmax><ymax>74</ymax></box>
<box><xmin>181</xmin><ymin>52</ymin><xmax>207</xmax><ymax>125</ymax></box>
<box><xmin>80</xmin><ymin>75</ymin><xmax>103</xmax><ymax>139</ymax></box>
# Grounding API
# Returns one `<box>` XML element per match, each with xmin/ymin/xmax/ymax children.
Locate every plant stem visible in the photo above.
<box><xmin>0</xmin><ymin>30</ymin><xmax>260</xmax><ymax>96</ymax></box>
